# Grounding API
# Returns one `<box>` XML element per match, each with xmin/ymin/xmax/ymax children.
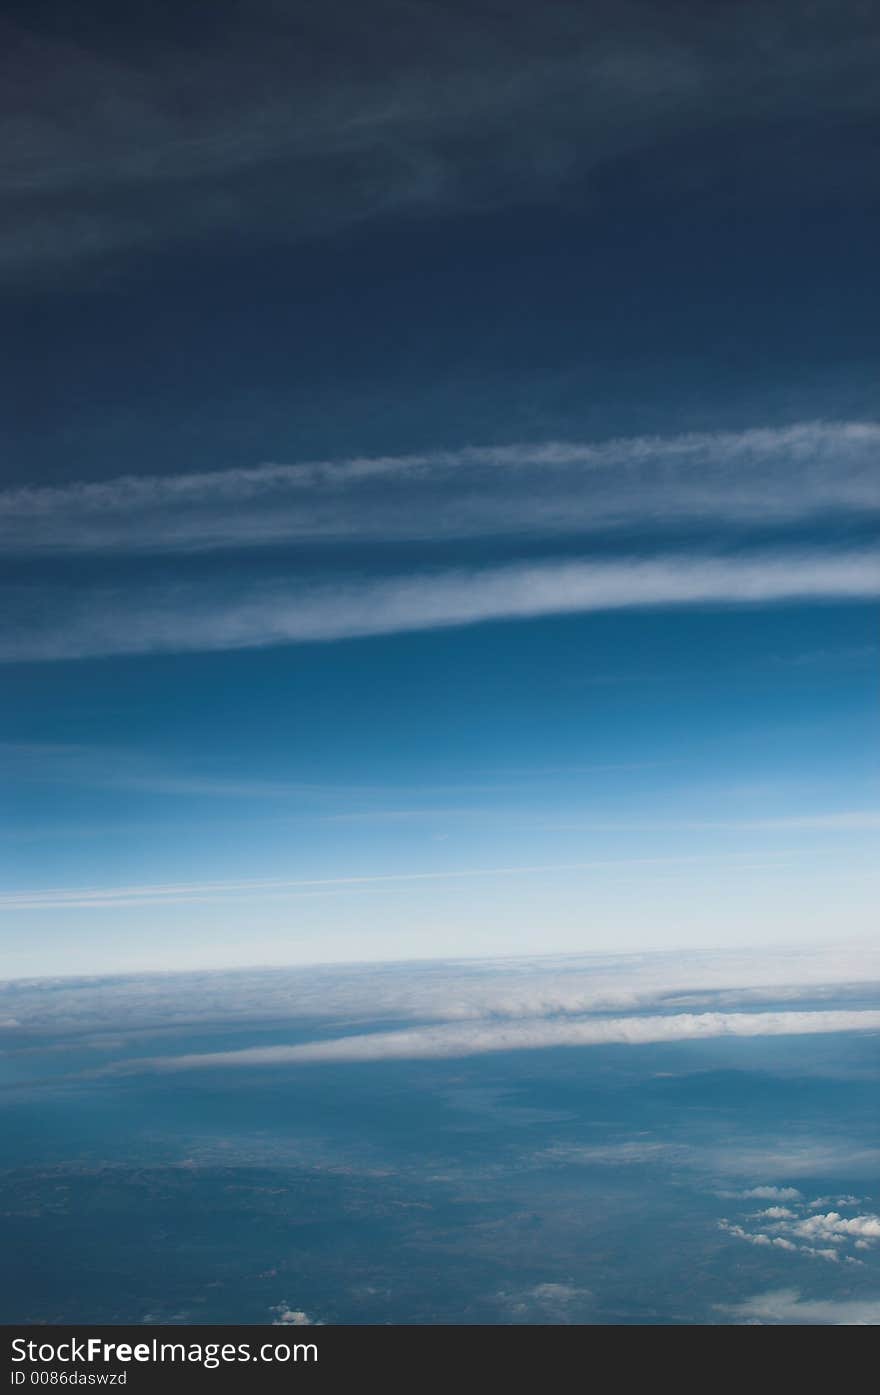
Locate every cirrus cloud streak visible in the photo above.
<box><xmin>5</xmin><ymin>547</ymin><xmax>880</xmax><ymax>663</ymax></box>
<box><xmin>2</xmin><ymin>422</ymin><xmax>878</xmax><ymax>554</ymax></box>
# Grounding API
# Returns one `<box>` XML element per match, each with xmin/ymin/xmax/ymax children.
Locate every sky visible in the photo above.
<box><xmin>1</xmin><ymin>0</ymin><xmax>878</xmax><ymax>978</ymax></box>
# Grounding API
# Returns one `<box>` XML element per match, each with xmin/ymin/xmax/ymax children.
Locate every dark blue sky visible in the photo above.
<box><xmin>1</xmin><ymin>0</ymin><xmax>878</xmax><ymax>973</ymax></box>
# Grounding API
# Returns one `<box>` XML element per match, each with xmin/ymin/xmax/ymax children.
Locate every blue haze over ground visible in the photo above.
<box><xmin>2</xmin><ymin>953</ymin><xmax>880</xmax><ymax>1325</ymax></box>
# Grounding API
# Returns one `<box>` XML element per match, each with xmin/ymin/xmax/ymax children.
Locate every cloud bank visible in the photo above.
<box><xmin>122</xmin><ymin>1008</ymin><xmax>880</xmax><ymax>1070</ymax></box>
<box><xmin>4</xmin><ymin>942</ymin><xmax>879</xmax><ymax>1040</ymax></box>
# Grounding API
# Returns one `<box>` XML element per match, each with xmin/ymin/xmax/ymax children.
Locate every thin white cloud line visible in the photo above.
<box><xmin>0</xmin><ymin>744</ymin><xmax>662</xmax><ymax>801</ymax></box>
<box><xmin>542</xmin><ymin>810</ymin><xmax>880</xmax><ymax>834</ymax></box>
<box><xmin>0</xmin><ymin>849</ymin><xmax>806</xmax><ymax>910</ymax></box>
<box><xmin>3</xmin><ymin>420</ymin><xmax>879</xmax><ymax>553</ymax></box>
<box><xmin>4</xmin><ymin>420</ymin><xmax>878</xmax><ymax>507</ymax></box>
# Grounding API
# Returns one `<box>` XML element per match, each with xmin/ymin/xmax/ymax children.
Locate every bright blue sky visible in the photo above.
<box><xmin>1</xmin><ymin>0</ymin><xmax>878</xmax><ymax>975</ymax></box>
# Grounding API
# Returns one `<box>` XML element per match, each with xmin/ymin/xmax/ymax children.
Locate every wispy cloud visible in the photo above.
<box><xmin>0</xmin><ymin>741</ymin><xmax>656</xmax><ymax>803</ymax></box>
<box><xmin>545</xmin><ymin>1139</ymin><xmax>880</xmax><ymax>1182</ymax></box>
<box><xmin>547</xmin><ymin>810</ymin><xmax>880</xmax><ymax>834</ymax></box>
<box><xmin>737</xmin><ymin>1187</ymin><xmax>802</xmax><ymax>1202</ymax></box>
<box><xmin>733</xmin><ymin>811</ymin><xmax>880</xmax><ymax>831</ymax></box>
<box><xmin>123</xmin><ymin>1008</ymin><xmax>880</xmax><ymax>1070</ymax></box>
<box><xmin>5</xmin><ymin>547</ymin><xmax>880</xmax><ymax>663</ymax></box>
<box><xmin>0</xmin><ymin>850</ymin><xmax>800</xmax><ymax>911</ymax></box>
<box><xmin>5</xmin><ymin>5</ymin><xmax>878</xmax><ymax>279</ymax></box>
<box><xmin>719</xmin><ymin>1289</ymin><xmax>880</xmax><ymax>1325</ymax></box>
<box><xmin>496</xmin><ymin>1282</ymin><xmax>593</xmax><ymax>1323</ymax></box>
<box><xmin>3</xmin><ymin>422</ymin><xmax>878</xmax><ymax>553</ymax></box>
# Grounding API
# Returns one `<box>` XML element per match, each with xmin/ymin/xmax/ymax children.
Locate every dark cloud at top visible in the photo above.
<box><xmin>2</xmin><ymin>0</ymin><xmax>878</xmax><ymax>282</ymax></box>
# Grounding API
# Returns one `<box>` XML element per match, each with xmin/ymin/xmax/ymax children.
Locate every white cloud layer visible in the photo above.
<box><xmin>3</xmin><ymin>942</ymin><xmax>878</xmax><ymax>1038</ymax></box>
<box><xmin>124</xmin><ymin>1008</ymin><xmax>880</xmax><ymax>1070</ymax></box>
<box><xmin>5</xmin><ymin>547</ymin><xmax>880</xmax><ymax>663</ymax></box>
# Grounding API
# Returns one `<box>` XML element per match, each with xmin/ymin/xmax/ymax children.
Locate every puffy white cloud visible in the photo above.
<box><xmin>791</xmin><ymin>1212</ymin><xmax>880</xmax><ymax>1244</ymax></box>
<box><xmin>270</xmin><ymin>1304</ymin><xmax>318</xmax><ymax>1326</ymax></box>
<box><xmin>719</xmin><ymin>1222</ymin><xmax>798</xmax><ymax>1251</ymax></box>
<box><xmin>720</xmin><ymin>1223</ymin><xmax>772</xmax><ymax>1247</ymax></box>
<box><xmin>719</xmin><ymin>1194</ymin><xmax>880</xmax><ymax>1263</ymax></box>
